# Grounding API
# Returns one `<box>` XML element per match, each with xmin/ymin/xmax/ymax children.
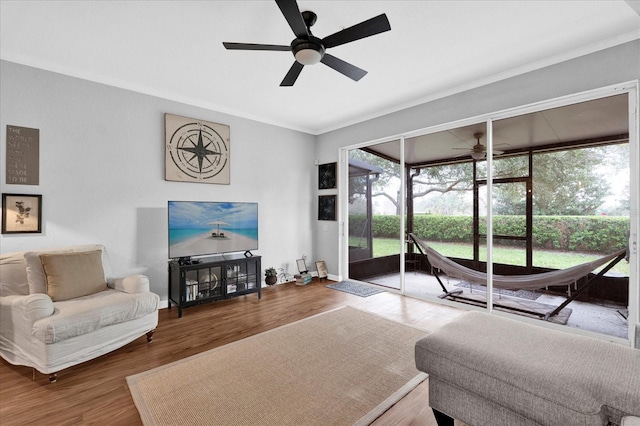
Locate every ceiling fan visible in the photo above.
<box><xmin>454</xmin><ymin>132</ymin><xmax>505</xmax><ymax>160</ymax></box>
<box><xmin>222</xmin><ymin>0</ymin><xmax>391</xmax><ymax>86</ymax></box>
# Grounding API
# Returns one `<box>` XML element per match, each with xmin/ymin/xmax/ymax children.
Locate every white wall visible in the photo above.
<box><xmin>0</xmin><ymin>61</ymin><xmax>317</xmax><ymax>301</ymax></box>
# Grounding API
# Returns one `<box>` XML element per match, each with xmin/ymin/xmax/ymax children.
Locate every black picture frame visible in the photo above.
<box><xmin>296</xmin><ymin>258</ymin><xmax>308</xmax><ymax>274</ymax></box>
<box><xmin>318</xmin><ymin>195</ymin><xmax>336</xmax><ymax>221</ymax></box>
<box><xmin>318</xmin><ymin>162</ymin><xmax>337</xmax><ymax>189</ymax></box>
<box><xmin>2</xmin><ymin>193</ymin><xmax>42</xmax><ymax>234</ymax></box>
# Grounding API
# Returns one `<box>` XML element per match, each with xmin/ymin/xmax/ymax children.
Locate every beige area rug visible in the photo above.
<box><xmin>127</xmin><ymin>306</ymin><xmax>429</xmax><ymax>426</ymax></box>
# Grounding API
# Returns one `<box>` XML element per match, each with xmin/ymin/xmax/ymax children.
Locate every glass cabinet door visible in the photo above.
<box><xmin>226</xmin><ymin>260</ymin><xmax>258</xmax><ymax>294</ymax></box>
<box><xmin>184</xmin><ymin>266</ymin><xmax>222</xmax><ymax>301</ymax></box>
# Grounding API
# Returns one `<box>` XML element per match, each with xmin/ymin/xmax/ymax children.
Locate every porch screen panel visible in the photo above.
<box><xmin>347</xmin><ymin>142</ymin><xmax>402</xmax><ymax>290</ymax></box>
<box><xmin>490</xmin><ymin>94</ymin><xmax>630</xmax><ymax>339</ymax></box>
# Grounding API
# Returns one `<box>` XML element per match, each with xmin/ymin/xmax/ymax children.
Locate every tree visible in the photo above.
<box><xmin>530</xmin><ymin>148</ymin><xmax>610</xmax><ymax>215</ymax></box>
<box><xmin>349</xmin><ymin>143</ymin><xmax>623</xmax><ymax>217</ymax></box>
<box><xmin>348</xmin><ymin>149</ymin><xmax>401</xmax><ymax>213</ymax></box>
<box><xmin>431</xmin><ymin>146</ymin><xmax>618</xmax><ymax>216</ymax></box>
<box><xmin>412</xmin><ymin>163</ymin><xmax>475</xmax><ymax>199</ymax></box>
<box><xmin>349</xmin><ymin>149</ymin><xmax>475</xmax><ymax>215</ymax></box>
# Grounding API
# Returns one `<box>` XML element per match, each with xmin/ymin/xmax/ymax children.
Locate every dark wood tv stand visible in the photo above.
<box><xmin>168</xmin><ymin>254</ymin><xmax>261</xmax><ymax>317</ymax></box>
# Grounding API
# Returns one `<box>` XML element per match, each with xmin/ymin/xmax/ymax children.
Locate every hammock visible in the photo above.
<box><xmin>409</xmin><ymin>233</ymin><xmax>626</xmax><ymax>291</ymax></box>
<box><xmin>408</xmin><ymin>233</ymin><xmax>627</xmax><ymax>319</ymax></box>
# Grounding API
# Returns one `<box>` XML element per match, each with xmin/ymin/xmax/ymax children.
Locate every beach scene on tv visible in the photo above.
<box><xmin>169</xmin><ymin>201</ymin><xmax>258</xmax><ymax>259</ymax></box>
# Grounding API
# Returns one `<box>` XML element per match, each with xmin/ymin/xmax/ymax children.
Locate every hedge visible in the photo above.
<box><xmin>349</xmin><ymin>214</ymin><xmax>629</xmax><ymax>254</ymax></box>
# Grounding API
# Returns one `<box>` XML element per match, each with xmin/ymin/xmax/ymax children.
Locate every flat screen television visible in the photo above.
<box><xmin>168</xmin><ymin>201</ymin><xmax>258</xmax><ymax>260</ymax></box>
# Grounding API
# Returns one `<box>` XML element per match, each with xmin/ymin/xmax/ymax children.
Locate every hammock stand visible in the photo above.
<box><xmin>408</xmin><ymin>233</ymin><xmax>627</xmax><ymax>320</ymax></box>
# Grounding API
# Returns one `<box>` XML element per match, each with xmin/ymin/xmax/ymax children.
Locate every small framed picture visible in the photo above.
<box><xmin>318</xmin><ymin>195</ymin><xmax>336</xmax><ymax>221</ymax></box>
<box><xmin>318</xmin><ymin>162</ymin><xmax>337</xmax><ymax>189</ymax></box>
<box><xmin>315</xmin><ymin>261</ymin><xmax>328</xmax><ymax>281</ymax></box>
<box><xmin>296</xmin><ymin>258</ymin><xmax>308</xmax><ymax>274</ymax></box>
<box><xmin>2</xmin><ymin>193</ymin><xmax>42</xmax><ymax>234</ymax></box>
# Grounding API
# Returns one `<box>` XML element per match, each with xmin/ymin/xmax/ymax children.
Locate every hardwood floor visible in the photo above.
<box><xmin>0</xmin><ymin>279</ymin><xmax>465</xmax><ymax>425</ymax></box>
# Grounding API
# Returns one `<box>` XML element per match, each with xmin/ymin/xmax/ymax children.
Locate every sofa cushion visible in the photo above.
<box><xmin>39</xmin><ymin>250</ymin><xmax>107</xmax><ymax>301</ymax></box>
<box><xmin>415</xmin><ymin>311</ymin><xmax>640</xmax><ymax>425</ymax></box>
<box><xmin>32</xmin><ymin>288</ymin><xmax>159</xmax><ymax>344</ymax></box>
<box><xmin>0</xmin><ymin>251</ymin><xmax>29</xmax><ymax>296</ymax></box>
<box><xmin>25</xmin><ymin>245</ymin><xmax>105</xmax><ymax>294</ymax></box>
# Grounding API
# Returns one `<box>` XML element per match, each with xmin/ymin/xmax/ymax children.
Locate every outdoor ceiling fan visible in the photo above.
<box><xmin>222</xmin><ymin>0</ymin><xmax>391</xmax><ymax>86</ymax></box>
<box><xmin>454</xmin><ymin>132</ymin><xmax>506</xmax><ymax>160</ymax></box>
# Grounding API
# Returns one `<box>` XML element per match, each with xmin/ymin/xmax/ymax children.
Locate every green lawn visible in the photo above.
<box><xmin>370</xmin><ymin>238</ymin><xmax>629</xmax><ymax>276</ymax></box>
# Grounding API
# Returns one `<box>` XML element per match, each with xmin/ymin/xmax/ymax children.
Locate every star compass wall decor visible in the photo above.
<box><xmin>164</xmin><ymin>113</ymin><xmax>230</xmax><ymax>184</ymax></box>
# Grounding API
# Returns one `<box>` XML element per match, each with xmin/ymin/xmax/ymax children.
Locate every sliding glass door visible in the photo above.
<box><xmin>492</xmin><ymin>94</ymin><xmax>631</xmax><ymax>338</ymax></box>
<box><xmin>340</xmin><ymin>84</ymin><xmax>637</xmax><ymax>343</ymax></box>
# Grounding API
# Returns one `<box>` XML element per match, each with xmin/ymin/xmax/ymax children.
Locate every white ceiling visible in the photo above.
<box><xmin>1</xmin><ymin>1</ymin><xmax>639</xmax><ymax>135</ymax></box>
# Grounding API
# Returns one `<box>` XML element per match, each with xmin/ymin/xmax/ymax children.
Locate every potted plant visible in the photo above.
<box><xmin>265</xmin><ymin>267</ymin><xmax>278</xmax><ymax>285</ymax></box>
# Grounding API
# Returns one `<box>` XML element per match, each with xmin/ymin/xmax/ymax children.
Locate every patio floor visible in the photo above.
<box><xmin>362</xmin><ymin>271</ymin><xmax>629</xmax><ymax>339</ymax></box>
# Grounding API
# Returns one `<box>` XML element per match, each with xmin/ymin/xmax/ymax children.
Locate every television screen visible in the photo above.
<box><xmin>168</xmin><ymin>201</ymin><xmax>258</xmax><ymax>259</ymax></box>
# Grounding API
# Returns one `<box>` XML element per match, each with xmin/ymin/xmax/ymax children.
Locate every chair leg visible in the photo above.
<box><xmin>433</xmin><ymin>409</ymin><xmax>454</xmax><ymax>426</ymax></box>
<box><xmin>146</xmin><ymin>330</ymin><xmax>155</xmax><ymax>342</ymax></box>
<box><xmin>32</xmin><ymin>368</ymin><xmax>58</xmax><ymax>383</ymax></box>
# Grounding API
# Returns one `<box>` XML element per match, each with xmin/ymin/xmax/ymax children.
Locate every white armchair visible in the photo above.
<box><xmin>0</xmin><ymin>245</ymin><xmax>159</xmax><ymax>382</ymax></box>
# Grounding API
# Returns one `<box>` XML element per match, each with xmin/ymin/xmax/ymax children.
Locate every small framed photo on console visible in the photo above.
<box><xmin>315</xmin><ymin>261</ymin><xmax>328</xmax><ymax>281</ymax></box>
<box><xmin>296</xmin><ymin>258</ymin><xmax>308</xmax><ymax>274</ymax></box>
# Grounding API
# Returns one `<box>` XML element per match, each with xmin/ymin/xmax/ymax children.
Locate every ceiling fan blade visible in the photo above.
<box><xmin>454</xmin><ymin>152</ymin><xmax>473</xmax><ymax>158</ymax></box>
<box><xmin>320</xmin><ymin>54</ymin><xmax>367</xmax><ymax>81</ymax></box>
<box><xmin>280</xmin><ymin>61</ymin><xmax>304</xmax><ymax>86</ymax></box>
<box><xmin>223</xmin><ymin>42</ymin><xmax>291</xmax><ymax>51</ymax></box>
<box><xmin>275</xmin><ymin>0</ymin><xmax>308</xmax><ymax>39</ymax></box>
<box><xmin>322</xmin><ymin>14</ymin><xmax>391</xmax><ymax>48</ymax></box>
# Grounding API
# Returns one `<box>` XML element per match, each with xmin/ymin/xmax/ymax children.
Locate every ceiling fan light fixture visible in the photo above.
<box><xmin>470</xmin><ymin>132</ymin><xmax>486</xmax><ymax>160</ymax></box>
<box><xmin>294</xmin><ymin>47</ymin><xmax>322</xmax><ymax>65</ymax></box>
<box><xmin>292</xmin><ymin>37</ymin><xmax>325</xmax><ymax>65</ymax></box>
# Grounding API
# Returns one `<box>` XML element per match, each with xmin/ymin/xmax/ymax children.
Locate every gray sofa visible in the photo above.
<box><xmin>415</xmin><ymin>311</ymin><xmax>640</xmax><ymax>426</ymax></box>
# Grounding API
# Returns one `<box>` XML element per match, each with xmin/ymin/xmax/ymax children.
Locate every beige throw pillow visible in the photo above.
<box><xmin>40</xmin><ymin>250</ymin><xmax>107</xmax><ymax>301</ymax></box>
<box><xmin>25</xmin><ymin>244</ymin><xmax>105</xmax><ymax>294</ymax></box>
